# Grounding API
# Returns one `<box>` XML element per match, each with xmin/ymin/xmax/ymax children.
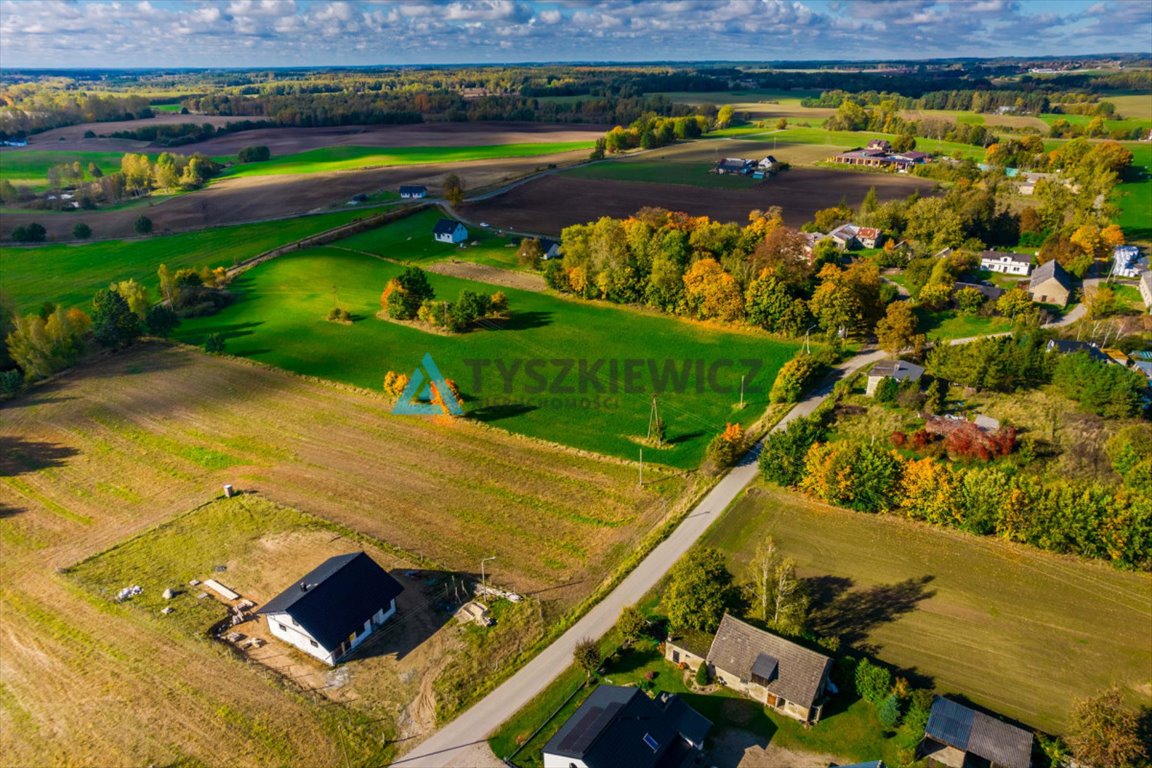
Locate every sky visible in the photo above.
<box><xmin>0</xmin><ymin>0</ymin><xmax>1149</xmax><ymax>68</ymax></box>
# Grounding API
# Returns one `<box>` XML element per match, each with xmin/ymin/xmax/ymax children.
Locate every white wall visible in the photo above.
<box><xmin>543</xmin><ymin>752</ymin><xmax>588</xmax><ymax>768</ymax></box>
<box><xmin>265</xmin><ymin>598</ymin><xmax>397</xmax><ymax>666</ymax></box>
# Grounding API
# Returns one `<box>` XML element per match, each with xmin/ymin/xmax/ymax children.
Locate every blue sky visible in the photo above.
<box><xmin>0</xmin><ymin>0</ymin><xmax>1149</xmax><ymax>68</ymax></box>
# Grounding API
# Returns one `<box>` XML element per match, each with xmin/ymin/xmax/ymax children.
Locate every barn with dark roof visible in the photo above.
<box><xmin>917</xmin><ymin>697</ymin><xmax>1033</xmax><ymax>768</ymax></box>
<box><xmin>257</xmin><ymin>552</ymin><xmax>404</xmax><ymax>666</ymax></box>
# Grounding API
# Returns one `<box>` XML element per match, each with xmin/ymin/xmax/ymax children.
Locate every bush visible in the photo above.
<box><xmin>203</xmin><ymin>333</ymin><xmax>226</xmax><ymax>354</ymax></box>
<box><xmin>770</xmin><ymin>354</ymin><xmax>822</xmax><ymax>404</ymax></box>
<box><xmin>11</xmin><ymin>223</ymin><xmax>46</xmax><ymax>242</ymax></box>
<box><xmin>878</xmin><ymin>693</ymin><xmax>902</xmax><ymax>729</ymax></box>
<box><xmin>72</xmin><ymin>223</ymin><xmax>92</xmax><ymax>240</ymax></box>
<box><xmin>573</xmin><ymin>638</ymin><xmax>601</xmax><ymax>677</ymax></box>
<box><xmin>0</xmin><ymin>368</ymin><xmax>24</xmax><ymax>395</ymax></box>
<box><xmin>759</xmin><ymin>414</ymin><xmax>828</xmax><ymax>487</ymax></box>
<box><xmin>694</xmin><ymin>663</ymin><xmax>711</xmax><ymax>686</ymax></box>
<box><xmin>133</xmin><ymin>215</ymin><xmax>153</xmax><ymax>235</ymax></box>
<box><xmin>853</xmin><ymin>658</ymin><xmax>892</xmax><ymax>705</ymax></box>
<box><xmin>706</xmin><ymin>423</ymin><xmax>745</xmax><ymax>471</ymax></box>
<box><xmin>327</xmin><ymin>306</ymin><xmax>351</xmax><ymax>323</ymax></box>
<box><xmin>237</xmin><ymin>145</ymin><xmax>271</xmax><ymax>163</ymax></box>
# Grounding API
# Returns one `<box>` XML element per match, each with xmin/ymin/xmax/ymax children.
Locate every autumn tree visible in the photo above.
<box><xmin>382</xmin><ymin>267</ymin><xmax>435</xmax><ymax>320</ymax></box>
<box><xmin>1066</xmin><ymin>687</ymin><xmax>1147</xmax><ymax>768</ymax></box>
<box><xmin>683</xmin><ymin>258</ymin><xmax>744</xmax><ymax>322</ymax></box>
<box><xmin>442</xmin><ymin>173</ymin><xmax>464</xmax><ymax>206</ymax></box>
<box><xmin>5</xmin><ymin>307</ymin><xmax>90</xmax><ymax>380</ymax></box>
<box><xmin>516</xmin><ymin>237</ymin><xmax>543</xmax><ymax>270</ymax></box>
<box><xmin>876</xmin><ymin>300</ymin><xmax>917</xmax><ymax>354</ymax></box>
<box><xmin>996</xmin><ymin>287</ymin><xmax>1036</xmax><ymax>321</ymax></box>
<box><xmin>706</xmin><ymin>423</ymin><xmax>746</xmax><ymax>470</ymax></box>
<box><xmin>383</xmin><ymin>371</ymin><xmax>410</xmax><ymax>401</ymax></box>
<box><xmin>665</xmin><ymin>547</ymin><xmax>736</xmax><ymax>633</ymax></box>
<box><xmin>618</xmin><ymin>605</ymin><xmax>648</xmax><ymax>648</ymax></box>
<box><xmin>573</xmin><ymin>638</ymin><xmax>601</xmax><ymax>678</ymax></box>
<box><xmin>745</xmin><ymin>537</ymin><xmax>779</xmax><ymax>622</ymax></box>
<box><xmin>91</xmin><ymin>289</ymin><xmax>141</xmax><ymax>349</ymax></box>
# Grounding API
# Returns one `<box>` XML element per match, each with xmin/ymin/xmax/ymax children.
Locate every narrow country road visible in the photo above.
<box><xmin>391</xmin><ymin>348</ymin><xmax>888</xmax><ymax>767</ymax></box>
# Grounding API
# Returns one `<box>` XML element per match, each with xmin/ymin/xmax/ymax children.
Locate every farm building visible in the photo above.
<box><xmin>866</xmin><ymin>359</ymin><xmax>925</xmax><ymax>396</ymax></box>
<box><xmin>1045</xmin><ymin>339</ymin><xmax>1110</xmax><ymax>364</ymax></box>
<box><xmin>803</xmin><ymin>231</ymin><xmax>831</xmax><ymax>258</ymax></box>
<box><xmin>758</xmin><ymin>155</ymin><xmax>779</xmax><ymax>170</ymax></box>
<box><xmin>1140</xmin><ymin>271</ymin><xmax>1152</xmax><ymax>312</ymax></box>
<box><xmin>665</xmin><ymin>614</ymin><xmax>833</xmax><ymax>724</ymax></box>
<box><xmin>257</xmin><ymin>552</ymin><xmax>404</xmax><ymax>666</ymax></box>
<box><xmin>1028</xmin><ymin>259</ymin><xmax>1073</xmax><ymax>306</ymax></box>
<box><xmin>433</xmin><ymin>219</ymin><xmax>468</xmax><ymax>244</ymax></box>
<box><xmin>953</xmin><ymin>281</ymin><xmax>1004</xmax><ymax>301</ymax></box>
<box><xmin>1111</xmin><ymin>245</ymin><xmax>1145</xmax><ymax>278</ymax></box>
<box><xmin>917</xmin><ymin>697</ymin><xmax>1033</xmax><ymax>768</ymax></box>
<box><xmin>539</xmin><ymin>238</ymin><xmax>562</xmax><ymax>260</ymax></box>
<box><xmin>979</xmin><ymin>250</ymin><xmax>1032</xmax><ymax>276</ymax></box>
<box><xmin>399</xmin><ymin>185</ymin><xmax>428</xmax><ymax>199</ymax></box>
<box><xmin>715</xmin><ymin>157</ymin><xmax>755</xmax><ymax>175</ymax></box>
<box><xmin>541</xmin><ymin>685</ymin><xmax>710</xmax><ymax>768</ymax></box>
<box><xmin>827</xmin><ymin>224</ymin><xmax>882</xmax><ymax>250</ymax></box>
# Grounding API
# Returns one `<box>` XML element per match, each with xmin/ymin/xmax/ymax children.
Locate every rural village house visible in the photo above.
<box><xmin>1028</xmin><ymin>259</ymin><xmax>1073</xmax><ymax>307</ymax></box>
<box><xmin>664</xmin><ymin>614</ymin><xmax>834</xmax><ymax>724</ymax></box>
<box><xmin>953</xmin><ymin>281</ymin><xmax>1005</xmax><ymax>302</ymax></box>
<box><xmin>539</xmin><ymin>237</ymin><xmax>562</xmax><ymax>260</ymax></box>
<box><xmin>1046</xmin><ymin>339</ymin><xmax>1111</xmax><ymax>365</ymax></box>
<box><xmin>917</xmin><ymin>697</ymin><xmax>1033</xmax><ymax>768</ymax></box>
<box><xmin>1111</xmin><ymin>245</ymin><xmax>1145</xmax><ymax>278</ymax></box>
<box><xmin>257</xmin><ymin>552</ymin><xmax>404</xmax><ymax>666</ymax></box>
<box><xmin>541</xmin><ymin>685</ymin><xmax>711</xmax><ymax>768</ymax></box>
<box><xmin>979</xmin><ymin>250</ymin><xmax>1032</xmax><ymax>276</ymax></box>
<box><xmin>866</xmin><ymin>359</ymin><xmax>925</xmax><ymax>396</ymax></box>
<box><xmin>1140</xmin><ymin>270</ymin><xmax>1152</xmax><ymax>313</ymax></box>
<box><xmin>433</xmin><ymin>219</ymin><xmax>468</xmax><ymax>244</ymax></box>
<box><xmin>715</xmin><ymin>157</ymin><xmax>755</xmax><ymax>175</ymax></box>
<box><xmin>828</xmin><ymin>223</ymin><xmax>882</xmax><ymax>250</ymax></box>
<box><xmin>399</xmin><ymin>185</ymin><xmax>428</xmax><ymax>199</ymax></box>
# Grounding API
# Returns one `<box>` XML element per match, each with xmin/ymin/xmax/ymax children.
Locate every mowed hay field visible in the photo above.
<box><xmin>174</xmin><ymin>246</ymin><xmax>798</xmax><ymax>468</ymax></box>
<box><xmin>0</xmin><ymin>208</ymin><xmax>372</xmax><ymax>313</ymax></box>
<box><xmin>704</xmin><ymin>485</ymin><xmax>1152</xmax><ymax>734</ymax></box>
<box><xmin>0</xmin><ymin>344</ymin><xmax>683</xmax><ymax>766</ymax></box>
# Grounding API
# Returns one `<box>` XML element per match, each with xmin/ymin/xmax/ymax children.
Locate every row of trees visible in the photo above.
<box><xmin>760</xmin><ymin>405</ymin><xmax>1150</xmax><ymax>570</ymax></box>
<box><xmin>380</xmin><ymin>266</ymin><xmax>507</xmax><ymax>333</ymax></box>
<box><xmin>599</xmin><ymin>113</ymin><xmax>711</xmax><ymax>154</ymax></box>
<box><xmin>823</xmin><ymin>98</ymin><xmax>996</xmax><ymax>147</ymax></box>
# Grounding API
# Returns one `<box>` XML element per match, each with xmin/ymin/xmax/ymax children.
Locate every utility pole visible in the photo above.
<box><xmin>638</xmin><ymin>448</ymin><xmax>643</xmax><ymax>488</ymax></box>
<box><xmin>480</xmin><ymin>555</ymin><xmax>497</xmax><ymax>593</ymax></box>
<box><xmin>647</xmin><ymin>395</ymin><xmax>662</xmax><ymax>446</ymax></box>
<box><xmin>739</xmin><ymin>374</ymin><xmax>745</xmax><ymax>409</ymax></box>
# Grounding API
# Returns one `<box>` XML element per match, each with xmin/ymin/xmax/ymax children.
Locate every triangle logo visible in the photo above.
<box><xmin>392</xmin><ymin>353</ymin><xmax>463</xmax><ymax>416</ymax></box>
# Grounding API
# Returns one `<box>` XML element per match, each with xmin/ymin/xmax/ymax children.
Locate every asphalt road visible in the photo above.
<box><xmin>391</xmin><ymin>348</ymin><xmax>887</xmax><ymax>767</ymax></box>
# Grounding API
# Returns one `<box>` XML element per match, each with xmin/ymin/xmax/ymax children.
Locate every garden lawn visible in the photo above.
<box><xmin>916</xmin><ymin>308</ymin><xmax>1014</xmax><ymax>341</ymax></box>
<box><xmin>1114</xmin><ymin>143</ymin><xmax>1152</xmax><ymax>244</ymax></box>
<box><xmin>218</xmin><ymin>142</ymin><xmax>593</xmax><ymax>178</ymax></box>
<box><xmin>174</xmin><ymin>246</ymin><xmax>798</xmax><ymax>468</ymax></box>
<box><xmin>0</xmin><ymin>209</ymin><xmax>370</xmax><ymax>313</ymax></box>
<box><xmin>332</xmin><ymin>207</ymin><xmax>524</xmax><ymax>269</ymax></box>
<box><xmin>703</xmin><ymin>484</ymin><xmax>1152</xmax><ymax>733</ymax></box>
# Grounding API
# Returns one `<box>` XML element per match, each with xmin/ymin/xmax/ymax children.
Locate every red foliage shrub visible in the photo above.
<box><xmin>891</xmin><ymin>430</ymin><xmax>907</xmax><ymax>448</ymax></box>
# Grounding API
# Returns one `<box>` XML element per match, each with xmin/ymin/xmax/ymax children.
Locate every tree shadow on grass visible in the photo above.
<box><xmin>488</xmin><ymin>310</ymin><xmax>553</xmax><ymax>331</ymax></box>
<box><xmin>0</xmin><ymin>436</ymin><xmax>79</xmax><ymax>478</ymax></box>
<box><xmin>467</xmin><ymin>403</ymin><xmax>539</xmax><ymax>422</ymax></box>
<box><xmin>665</xmin><ymin>430</ymin><xmax>705</xmax><ymax>446</ymax></box>
<box><xmin>806</xmin><ymin>575</ymin><xmax>936</xmax><ymax>647</ymax></box>
<box><xmin>180</xmin><ymin>320</ymin><xmax>265</xmax><ymax>344</ymax></box>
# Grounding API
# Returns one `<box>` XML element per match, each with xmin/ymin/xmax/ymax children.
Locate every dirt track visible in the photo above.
<box><xmin>460</xmin><ymin>169</ymin><xmax>937</xmax><ymax>234</ymax></box>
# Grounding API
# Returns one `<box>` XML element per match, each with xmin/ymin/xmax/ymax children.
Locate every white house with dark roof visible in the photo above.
<box><xmin>665</xmin><ymin>614</ymin><xmax>833</xmax><ymax>724</ymax></box>
<box><xmin>433</xmin><ymin>219</ymin><xmax>468</xmax><ymax>244</ymax></box>
<box><xmin>257</xmin><ymin>552</ymin><xmax>404</xmax><ymax>666</ymax></box>
<box><xmin>399</xmin><ymin>185</ymin><xmax>427</xmax><ymax>199</ymax></box>
<box><xmin>542</xmin><ymin>685</ymin><xmax>710</xmax><ymax>768</ymax></box>
<box><xmin>979</xmin><ymin>250</ymin><xmax>1032</xmax><ymax>276</ymax></box>
<box><xmin>917</xmin><ymin>697</ymin><xmax>1032</xmax><ymax>768</ymax></box>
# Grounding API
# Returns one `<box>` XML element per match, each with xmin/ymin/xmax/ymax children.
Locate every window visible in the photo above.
<box><xmin>642</xmin><ymin>733</ymin><xmax>659</xmax><ymax>753</ymax></box>
<box><xmin>310</xmin><ymin>639</ymin><xmax>318</xmax><ymax>648</ymax></box>
<box><xmin>671</xmin><ymin>650</ymin><xmax>680</xmax><ymax>663</ymax></box>
<box><xmin>277</xmin><ymin>623</ymin><xmax>288</xmax><ymax>633</ymax></box>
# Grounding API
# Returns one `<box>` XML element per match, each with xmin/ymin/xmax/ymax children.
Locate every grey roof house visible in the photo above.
<box><xmin>664</xmin><ymin>614</ymin><xmax>833</xmax><ymax>724</ymax></box>
<box><xmin>1045</xmin><ymin>339</ymin><xmax>1110</xmax><ymax>364</ymax></box>
<box><xmin>257</xmin><ymin>552</ymin><xmax>404</xmax><ymax>666</ymax></box>
<box><xmin>866</xmin><ymin>359</ymin><xmax>926</xmax><ymax>396</ymax></box>
<box><xmin>541</xmin><ymin>685</ymin><xmax>710</xmax><ymax>768</ymax></box>
<box><xmin>917</xmin><ymin>697</ymin><xmax>1032</xmax><ymax>768</ymax></box>
<box><xmin>1028</xmin><ymin>259</ymin><xmax>1073</xmax><ymax>307</ymax></box>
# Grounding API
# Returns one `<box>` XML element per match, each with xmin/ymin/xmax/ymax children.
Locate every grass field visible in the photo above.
<box><xmin>1108</xmin><ymin>93</ymin><xmax>1152</xmax><ymax>121</ymax></box>
<box><xmin>0</xmin><ymin>208</ymin><xmax>371</xmax><ymax>313</ymax></box>
<box><xmin>703</xmin><ymin>484</ymin><xmax>1152</xmax><ymax>733</ymax></box>
<box><xmin>220</xmin><ymin>142</ymin><xmax>593</xmax><ymax>178</ymax></box>
<box><xmin>173</xmin><ymin>246</ymin><xmax>797</xmax><ymax>468</ymax></box>
<box><xmin>916</xmin><ymin>308</ymin><xmax>1014</xmax><ymax>341</ymax></box>
<box><xmin>1038</xmin><ymin>111</ymin><xmax>1152</xmax><ymax>135</ymax></box>
<box><xmin>0</xmin><ymin>343</ymin><xmax>680</xmax><ymax>764</ymax></box>
<box><xmin>334</xmin><ymin>207</ymin><xmax>525</xmax><ymax>269</ymax></box>
<box><xmin>0</xmin><ymin>149</ymin><xmax>159</xmax><ymax>188</ymax></box>
<box><xmin>1115</xmin><ymin>143</ymin><xmax>1152</xmax><ymax>243</ymax></box>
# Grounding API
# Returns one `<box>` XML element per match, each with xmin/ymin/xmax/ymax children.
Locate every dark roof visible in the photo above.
<box><xmin>542</xmin><ymin>686</ymin><xmax>710</xmax><ymax>768</ymax></box>
<box><xmin>980</xmin><ymin>249</ymin><xmax>1032</xmax><ymax>266</ymax></box>
<box><xmin>1046</xmin><ymin>339</ymin><xmax>1109</xmax><ymax>363</ymax></box>
<box><xmin>833</xmin><ymin>763</ymin><xmax>885</xmax><ymax>768</ymax></box>
<box><xmin>1029</xmin><ymin>259</ymin><xmax>1072</xmax><ymax>291</ymax></box>
<box><xmin>869</xmin><ymin>358</ymin><xmax>926</xmax><ymax>382</ymax></box>
<box><xmin>954</xmin><ymin>281</ymin><xmax>1004</xmax><ymax>301</ymax></box>
<box><xmin>257</xmin><ymin>552</ymin><xmax>403</xmax><ymax>652</ymax></box>
<box><xmin>433</xmin><ymin>218</ymin><xmax>464</xmax><ymax>236</ymax></box>
<box><xmin>539</xmin><ymin>237</ymin><xmax>560</xmax><ymax>252</ymax></box>
<box><xmin>717</xmin><ymin>158</ymin><xmax>751</xmax><ymax>171</ymax></box>
<box><xmin>399</xmin><ymin>185</ymin><xmax>426</xmax><ymax>194</ymax></box>
<box><xmin>706</xmin><ymin>615</ymin><xmax>832</xmax><ymax>709</ymax></box>
<box><xmin>925</xmin><ymin>697</ymin><xmax>1033</xmax><ymax>768</ymax></box>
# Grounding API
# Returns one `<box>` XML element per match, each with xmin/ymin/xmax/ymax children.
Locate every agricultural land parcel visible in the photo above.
<box><xmin>174</xmin><ymin>241</ymin><xmax>799</xmax><ymax>468</ymax></box>
<box><xmin>704</xmin><ymin>484</ymin><xmax>1152</xmax><ymax>734</ymax></box>
<box><xmin>0</xmin><ymin>343</ymin><xmax>684</xmax><ymax>765</ymax></box>
<box><xmin>0</xmin><ymin>208</ymin><xmax>372</xmax><ymax>313</ymax></box>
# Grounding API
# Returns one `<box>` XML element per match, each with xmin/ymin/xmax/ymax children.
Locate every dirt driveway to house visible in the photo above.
<box><xmin>709</xmin><ymin>728</ymin><xmax>847</xmax><ymax>768</ymax></box>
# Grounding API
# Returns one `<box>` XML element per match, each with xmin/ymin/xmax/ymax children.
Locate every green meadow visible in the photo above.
<box><xmin>564</xmin><ymin>160</ymin><xmax>759</xmax><ymax>188</ymax></box>
<box><xmin>0</xmin><ymin>150</ymin><xmax>154</xmax><ymax>189</ymax></box>
<box><xmin>333</xmin><ymin>207</ymin><xmax>524</xmax><ymax>269</ymax></box>
<box><xmin>219</xmin><ymin>142</ymin><xmax>594</xmax><ymax>178</ymax></box>
<box><xmin>1115</xmin><ymin>142</ymin><xmax>1152</xmax><ymax>243</ymax></box>
<box><xmin>174</xmin><ymin>246</ymin><xmax>798</xmax><ymax>468</ymax></box>
<box><xmin>0</xmin><ymin>209</ymin><xmax>370</xmax><ymax>313</ymax></box>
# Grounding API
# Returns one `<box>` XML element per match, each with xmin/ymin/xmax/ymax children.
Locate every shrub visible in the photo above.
<box><xmin>203</xmin><ymin>333</ymin><xmax>226</xmax><ymax>354</ymax></box>
<box><xmin>706</xmin><ymin>423</ymin><xmax>745</xmax><ymax>471</ymax></box>
<box><xmin>853</xmin><ymin>658</ymin><xmax>892</xmax><ymax>705</ymax></box>
<box><xmin>878</xmin><ymin>693</ymin><xmax>902</xmax><ymax>729</ymax></box>
<box><xmin>133</xmin><ymin>215</ymin><xmax>153</xmax><ymax>235</ymax></box>
<box><xmin>72</xmin><ymin>223</ymin><xmax>92</xmax><ymax>240</ymax></box>
<box><xmin>383</xmin><ymin>371</ymin><xmax>409</xmax><ymax>401</ymax></box>
<box><xmin>0</xmin><ymin>368</ymin><xmax>24</xmax><ymax>395</ymax></box>
<box><xmin>694</xmin><ymin>663</ymin><xmax>711</xmax><ymax>686</ymax></box>
<box><xmin>327</xmin><ymin>307</ymin><xmax>351</xmax><ymax>323</ymax></box>
<box><xmin>237</xmin><ymin>145</ymin><xmax>271</xmax><ymax>163</ymax></box>
<box><xmin>11</xmin><ymin>223</ymin><xmax>46</xmax><ymax>242</ymax></box>
<box><xmin>573</xmin><ymin>638</ymin><xmax>601</xmax><ymax>677</ymax></box>
<box><xmin>770</xmin><ymin>354</ymin><xmax>821</xmax><ymax>404</ymax></box>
